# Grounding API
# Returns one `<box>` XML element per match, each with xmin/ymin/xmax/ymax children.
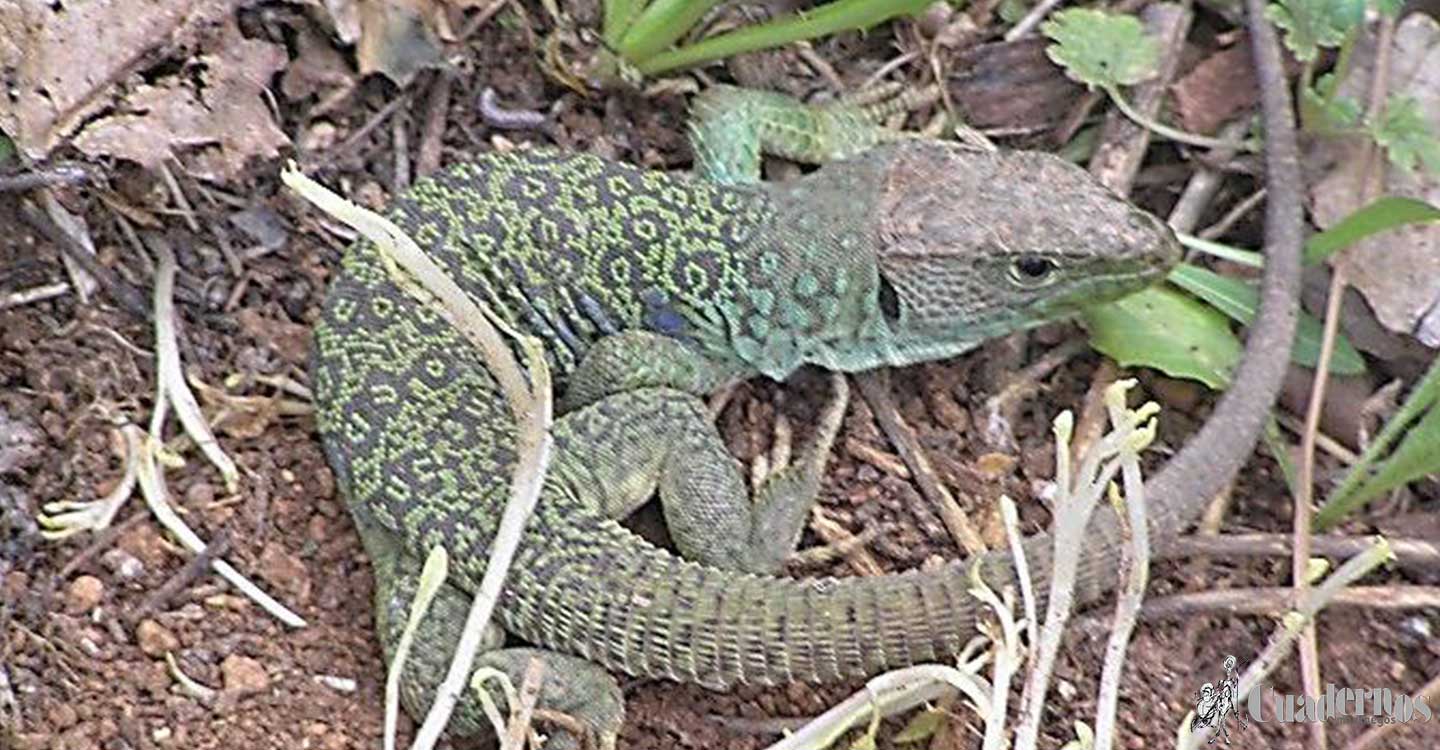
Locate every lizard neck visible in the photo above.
<box><xmin>699</xmin><ymin>168</ymin><xmax>891</xmax><ymax>380</ymax></box>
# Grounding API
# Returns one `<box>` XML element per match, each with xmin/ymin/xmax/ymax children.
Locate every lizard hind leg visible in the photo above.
<box><xmin>364</xmin><ymin>520</ymin><xmax>624</xmax><ymax>749</ymax></box>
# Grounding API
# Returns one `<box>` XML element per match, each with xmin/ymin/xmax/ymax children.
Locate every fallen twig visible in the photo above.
<box><xmin>856</xmin><ymin>371</ymin><xmax>986</xmax><ymax>556</ymax></box>
<box><xmin>0</xmin><ymin>281</ymin><xmax>70</xmax><ymax>311</ymax></box>
<box><xmin>1170</xmin><ymin>532</ymin><xmax>1440</xmax><ymax>568</ymax></box>
<box><xmin>1133</xmin><ymin>584</ymin><xmax>1439</xmax><ymax>620</ymax></box>
<box><xmin>127</xmin><ymin>531</ymin><xmax>231</xmax><ymax>625</ymax></box>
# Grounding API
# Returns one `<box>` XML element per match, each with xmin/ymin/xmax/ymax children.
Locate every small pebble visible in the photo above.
<box><xmin>313</xmin><ymin>674</ymin><xmax>357</xmax><ymax>693</ymax></box>
<box><xmin>64</xmin><ymin>575</ymin><xmax>104</xmax><ymax>614</ymax></box>
<box><xmin>299</xmin><ymin>121</ymin><xmax>338</xmax><ymax>152</ymax></box>
<box><xmin>258</xmin><ymin>542</ymin><xmax>311</xmax><ymax>601</ymax></box>
<box><xmin>221</xmin><ymin>655</ymin><xmax>270</xmax><ymax>694</ymax></box>
<box><xmin>99</xmin><ymin>549</ymin><xmax>144</xmax><ymax>580</ymax></box>
<box><xmin>47</xmin><ymin>702</ymin><xmax>79</xmax><ymax>729</ymax></box>
<box><xmin>135</xmin><ymin>620</ymin><xmax>179</xmax><ymax>658</ymax></box>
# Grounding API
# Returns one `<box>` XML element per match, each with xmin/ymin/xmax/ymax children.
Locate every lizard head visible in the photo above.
<box><xmin>796</xmin><ymin>141</ymin><xmax>1181</xmax><ymax>374</ymax></box>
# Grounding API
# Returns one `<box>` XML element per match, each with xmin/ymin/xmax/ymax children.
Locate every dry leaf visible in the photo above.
<box><xmin>355</xmin><ymin>0</ymin><xmax>445</xmax><ymax>86</ymax></box>
<box><xmin>73</xmin><ymin>18</ymin><xmax>289</xmax><ymax>181</ymax></box>
<box><xmin>280</xmin><ymin>26</ymin><xmax>356</xmax><ymax>105</ymax></box>
<box><xmin>0</xmin><ymin>0</ymin><xmax>234</xmax><ymax>160</ymax></box>
<box><xmin>1310</xmin><ymin>15</ymin><xmax>1440</xmax><ymax>346</ymax></box>
<box><xmin>1171</xmin><ymin>40</ymin><xmax>1260</xmax><ymax>135</ymax></box>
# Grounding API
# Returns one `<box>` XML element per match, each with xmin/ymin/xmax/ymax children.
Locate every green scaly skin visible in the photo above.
<box><xmin>311</xmin><ymin>86</ymin><xmax>1182</xmax><ymax>746</ymax></box>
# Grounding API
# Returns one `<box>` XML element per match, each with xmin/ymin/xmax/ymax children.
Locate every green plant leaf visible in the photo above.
<box><xmin>1264</xmin><ymin>0</ymin><xmax>1363</xmax><ymax>62</ymax></box>
<box><xmin>1369</xmin><ymin>96</ymin><xmax>1440</xmax><ymax>176</ymax></box>
<box><xmin>1168</xmin><ymin>264</ymin><xmax>1367</xmax><ymax>375</ymax></box>
<box><xmin>602</xmin><ymin>0</ymin><xmax>649</xmax><ymax>47</ymax></box>
<box><xmin>1083</xmin><ymin>285</ymin><xmax>1242</xmax><ymax>389</ymax></box>
<box><xmin>1373</xmin><ymin>0</ymin><xmax>1404</xmax><ymax>16</ymax></box>
<box><xmin>1305</xmin><ymin>196</ymin><xmax>1440</xmax><ymax>264</ymax></box>
<box><xmin>1179</xmin><ymin>234</ymin><xmax>1264</xmax><ymax>267</ymax></box>
<box><xmin>893</xmin><ymin>709</ymin><xmax>944</xmax><ymax>743</ymax></box>
<box><xmin>1332</xmin><ymin>405</ymin><xmax>1440</xmax><ymax>510</ymax></box>
<box><xmin>1301</xmin><ymin>75</ymin><xmax>1362</xmax><ymax>133</ymax></box>
<box><xmin>999</xmin><ymin>0</ymin><xmax>1032</xmax><ymax>24</ymax></box>
<box><xmin>616</xmin><ymin>0</ymin><xmax>726</xmax><ymax>61</ymax></box>
<box><xmin>1316</xmin><ymin>357</ymin><xmax>1440</xmax><ymax>528</ymax></box>
<box><xmin>636</xmin><ymin>0</ymin><xmax>931</xmax><ymax>75</ymax></box>
<box><xmin>1042</xmin><ymin>9</ymin><xmax>1159</xmax><ymax>89</ymax></box>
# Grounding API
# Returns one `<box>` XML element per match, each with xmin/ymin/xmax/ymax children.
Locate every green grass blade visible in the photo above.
<box><xmin>636</xmin><ymin>0</ymin><xmax>931</xmax><ymax>76</ymax></box>
<box><xmin>1304</xmin><ymin>196</ymin><xmax>1440</xmax><ymax>265</ymax></box>
<box><xmin>1178</xmin><ymin>233</ymin><xmax>1264</xmax><ymax>267</ymax></box>
<box><xmin>603</xmin><ymin>0</ymin><xmax>649</xmax><ymax>48</ymax></box>
<box><xmin>1168</xmin><ymin>263</ymin><xmax>1366</xmax><ymax>375</ymax></box>
<box><xmin>1316</xmin><ymin>355</ymin><xmax>1440</xmax><ymax>529</ymax></box>
<box><xmin>615</xmin><ymin>0</ymin><xmax>725</xmax><ymax>63</ymax></box>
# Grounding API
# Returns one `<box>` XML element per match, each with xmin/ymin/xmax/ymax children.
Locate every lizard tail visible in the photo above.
<box><xmin>484</xmin><ymin>451</ymin><xmax>1215</xmax><ymax>690</ymax></box>
<box><xmin>489</xmin><ymin>516</ymin><xmax>1024</xmax><ymax>689</ymax></box>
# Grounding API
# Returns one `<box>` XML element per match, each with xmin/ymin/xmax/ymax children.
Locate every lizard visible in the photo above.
<box><xmin>310</xmin><ymin>84</ymin><xmax>1191</xmax><ymax>747</ymax></box>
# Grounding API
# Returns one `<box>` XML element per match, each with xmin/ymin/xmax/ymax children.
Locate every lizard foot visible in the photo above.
<box><xmin>733</xmin><ymin>372</ymin><xmax>849</xmax><ymax>572</ymax></box>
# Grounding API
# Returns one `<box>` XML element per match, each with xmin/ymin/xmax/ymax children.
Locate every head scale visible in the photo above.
<box><xmin>794</xmin><ymin>141</ymin><xmax>1180</xmax><ymax>374</ymax></box>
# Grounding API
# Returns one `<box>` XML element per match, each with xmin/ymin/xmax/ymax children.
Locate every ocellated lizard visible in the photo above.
<box><xmin>311</xmin><ymin>85</ymin><xmax>1183</xmax><ymax>747</ymax></box>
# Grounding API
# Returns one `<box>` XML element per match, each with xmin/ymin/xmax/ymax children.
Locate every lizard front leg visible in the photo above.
<box><xmin>688</xmin><ymin>84</ymin><xmax>920</xmax><ymax>185</ymax></box>
<box><xmin>555</xmin><ymin>383</ymin><xmax>846</xmax><ymax>575</ymax></box>
<box><xmin>560</xmin><ymin>330</ymin><xmax>847</xmax><ymax>573</ymax></box>
<box><xmin>558</xmin><ymin>330</ymin><xmax>745</xmax><ymax>413</ymax></box>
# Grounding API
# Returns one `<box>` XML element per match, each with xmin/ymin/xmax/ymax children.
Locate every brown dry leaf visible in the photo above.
<box><xmin>72</xmin><ymin>18</ymin><xmax>289</xmax><ymax>181</ymax></box>
<box><xmin>281</xmin><ymin>27</ymin><xmax>356</xmax><ymax>104</ymax></box>
<box><xmin>1310</xmin><ymin>15</ymin><xmax>1440</xmax><ymax>346</ymax></box>
<box><xmin>0</xmin><ymin>0</ymin><xmax>234</xmax><ymax>160</ymax></box>
<box><xmin>1171</xmin><ymin>40</ymin><xmax>1260</xmax><ymax>135</ymax></box>
<box><xmin>217</xmin><ymin>400</ymin><xmax>281</xmax><ymax>440</ymax></box>
<box><xmin>974</xmin><ymin>452</ymin><xmax>1018</xmax><ymax>479</ymax></box>
<box><xmin>355</xmin><ymin>0</ymin><xmax>445</xmax><ymax>86</ymax></box>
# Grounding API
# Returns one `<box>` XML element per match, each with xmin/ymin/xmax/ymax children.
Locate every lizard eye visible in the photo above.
<box><xmin>876</xmin><ymin>276</ymin><xmax>902</xmax><ymax>322</ymax></box>
<box><xmin>1008</xmin><ymin>256</ymin><xmax>1059</xmax><ymax>288</ymax></box>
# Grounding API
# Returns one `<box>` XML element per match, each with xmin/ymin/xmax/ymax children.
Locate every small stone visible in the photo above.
<box><xmin>974</xmin><ymin>451</ymin><xmax>1018</xmax><ymax>479</ymax></box>
<box><xmin>99</xmin><ymin>548</ymin><xmax>144</xmax><ymax>580</ymax></box>
<box><xmin>47</xmin><ymin>702</ymin><xmax>79</xmax><ymax>729</ymax></box>
<box><xmin>257</xmin><ymin>542</ymin><xmax>310</xmax><ymax>601</ymax></box>
<box><xmin>118</xmin><ymin>524</ymin><xmax>169</xmax><ymax>567</ymax></box>
<box><xmin>9</xmin><ymin>733</ymin><xmax>47</xmax><ymax>750</ymax></box>
<box><xmin>203</xmin><ymin>593</ymin><xmax>250</xmax><ymax>613</ymax></box>
<box><xmin>64</xmin><ymin>575</ymin><xmax>103</xmax><ymax>614</ymax></box>
<box><xmin>221</xmin><ymin>655</ymin><xmax>269</xmax><ymax>694</ymax></box>
<box><xmin>299</xmin><ymin>121</ymin><xmax>338</xmax><ymax>152</ymax></box>
<box><xmin>184</xmin><ymin>482</ymin><xmax>216</xmax><ymax>507</ymax></box>
<box><xmin>313</xmin><ymin>674</ymin><xmax>356</xmax><ymax>693</ymax></box>
<box><xmin>135</xmin><ymin>619</ymin><xmax>179</xmax><ymax>658</ymax></box>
